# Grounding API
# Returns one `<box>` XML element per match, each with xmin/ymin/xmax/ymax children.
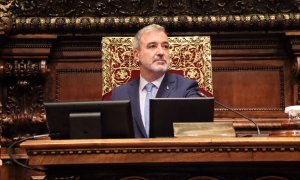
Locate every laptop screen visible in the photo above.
<box><xmin>149</xmin><ymin>97</ymin><xmax>214</xmax><ymax>138</ymax></box>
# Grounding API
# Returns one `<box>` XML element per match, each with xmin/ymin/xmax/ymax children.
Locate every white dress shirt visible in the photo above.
<box><xmin>139</xmin><ymin>75</ymin><xmax>165</xmax><ymax>127</ymax></box>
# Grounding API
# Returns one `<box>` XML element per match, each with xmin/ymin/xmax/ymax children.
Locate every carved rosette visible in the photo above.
<box><xmin>1</xmin><ymin>60</ymin><xmax>48</xmax><ymax>140</ymax></box>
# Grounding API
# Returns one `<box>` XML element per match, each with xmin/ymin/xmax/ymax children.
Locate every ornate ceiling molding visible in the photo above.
<box><xmin>10</xmin><ymin>0</ymin><xmax>300</xmax><ymax>17</ymax></box>
<box><xmin>13</xmin><ymin>13</ymin><xmax>300</xmax><ymax>34</ymax></box>
<box><xmin>0</xmin><ymin>0</ymin><xmax>299</xmax><ymax>34</ymax></box>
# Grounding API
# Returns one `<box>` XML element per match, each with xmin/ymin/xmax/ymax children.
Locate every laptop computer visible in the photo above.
<box><xmin>149</xmin><ymin>97</ymin><xmax>214</xmax><ymax>137</ymax></box>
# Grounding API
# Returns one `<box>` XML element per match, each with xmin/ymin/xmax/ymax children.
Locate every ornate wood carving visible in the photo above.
<box><xmin>0</xmin><ymin>0</ymin><xmax>13</xmax><ymax>33</ymax></box>
<box><xmin>285</xmin><ymin>32</ymin><xmax>300</xmax><ymax>104</ymax></box>
<box><xmin>23</xmin><ymin>137</ymin><xmax>300</xmax><ymax>163</ymax></box>
<box><xmin>0</xmin><ymin>34</ymin><xmax>56</xmax><ymax>142</ymax></box>
<box><xmin>0</xmin><ymin>0</ymin><xmax>299</xmax><ymax>34</ymax></box>
<box><xmin>12</xmin><ymin>13</ymin><xmax>300</xmax><ymax>34</ymax></box>
<box><xmin>21</xmin><ymin>137</ymin><xmax>300</xmax><ymax>179</ymax></box>
<box><xmin>10</xmin><ymin>0</ymin><xmax>300</xmax><ymax>17</ymax></box>
<box><xmin>1</xmin><ymin>60</ymin><xmax>48</xmax><ymax>140</ymax></box>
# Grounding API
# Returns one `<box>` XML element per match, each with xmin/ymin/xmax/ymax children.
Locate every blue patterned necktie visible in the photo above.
<box><xmin>144</xmin><ymin>83</ymin><xmax>154</xmax><ymax>137</ymax></box>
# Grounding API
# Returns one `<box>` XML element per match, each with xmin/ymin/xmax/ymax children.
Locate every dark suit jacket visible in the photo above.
<box><xmin>111</xmin><ymin>72</ymin><xmax>199</xmax><ymax>138</ymax></box>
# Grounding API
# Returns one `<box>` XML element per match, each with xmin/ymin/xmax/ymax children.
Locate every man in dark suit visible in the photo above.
<box><xmin>111</xmin><ymin>24</ymin><xmax>199</xmax><ymax>138</ymax></box>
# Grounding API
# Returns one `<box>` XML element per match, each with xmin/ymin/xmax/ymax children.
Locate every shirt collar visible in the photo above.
<box><xmin>139</xmin><ymin>74</ymin><xmax>165</xmax><ymax>90</ymax></box>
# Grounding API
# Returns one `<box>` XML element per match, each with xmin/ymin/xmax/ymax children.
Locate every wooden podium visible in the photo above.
<box><xmin>21</xmin><ymin>137</ymin><xmax>300</xmax><ymax>179</ymax></box>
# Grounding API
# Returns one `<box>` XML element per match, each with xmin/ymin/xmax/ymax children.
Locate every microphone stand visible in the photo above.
<box><xmin>197</xmin><ymin>92</ymin><xmax>261</xmax><ymax>135</ymax></box>
<box><xmin>214</xmin><ymin>100</ymin><xmax>261</xmax><ymax>135</ymax></box>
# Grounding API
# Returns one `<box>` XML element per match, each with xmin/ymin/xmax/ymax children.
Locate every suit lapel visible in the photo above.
<box><xmin>129</xmin><ymin>73</ymin><xmax>176</xmax><ymax>137</ymax></box>
<box><xmin>156</xmin><ymin>73</ymin><xmax>176</xmax><ymax>98</ymax></box>
<box><xmin>128</xmin><ymin>79</ymin><xmax>147</xmax><ymax>137</ymax></box>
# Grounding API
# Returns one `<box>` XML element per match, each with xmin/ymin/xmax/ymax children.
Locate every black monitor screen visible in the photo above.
<box><xmin>45</xmin><ymin>100</ymin><xmax>134</xmax><ymax>139</ymax></box>
<box><xmin>150</xmin><ymin>97</ymin><xmax>214</xmax><ymax>138</ymax></box>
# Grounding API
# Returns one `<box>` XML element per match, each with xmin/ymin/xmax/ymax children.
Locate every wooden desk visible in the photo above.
<box><xmin>21</xmin><ymin>137</ymin><xmax>300</xmax><ymax>179</ymax></box>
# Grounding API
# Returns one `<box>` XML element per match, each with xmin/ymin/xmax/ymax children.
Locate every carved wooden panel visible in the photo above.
<box><xmin>213</xmin><ymin>67</ymin><xmax>284</xmax><ymax>110</ymax></box>
<box><xmin>210</xmin><ymin>33</ymin><xmax>294</xmax><ymax>121</ymax></box>
<box><xmin>0</xmin><ymin>35</ymin><xmax>56</xmax><ymax>142</ymax></box>
<box><xmin>46</xmin><ymin>63</ymin><xmax>102</xmax><ymax>102</ymax></box>
<box><xmin>45</xmin><ymin>35</ymin><xmax>102</xmax><ymax>102</ymax></box>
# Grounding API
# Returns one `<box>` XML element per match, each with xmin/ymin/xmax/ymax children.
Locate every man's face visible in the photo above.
<box><xmin>134</xmin><ymin>30</ymin><xmax>170</xmax><ymax>76</ymax></box>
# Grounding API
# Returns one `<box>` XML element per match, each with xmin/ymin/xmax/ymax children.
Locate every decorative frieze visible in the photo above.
<box><xmin>27</xmin><ymin>146</ymin><xmax>300</xmax><ymax>156</ymax></box>
<box><xmin>1</xmin><ymin>1</ymin><xmax>300</xmax><ymax>34</ymax></box>
<box><xmin>12</xmin><ymin>13</ymin><xmax>300</xmax><ymax>34</ymax></box>
<box><xmin>11</xmin><ymin>0</ymin><xmax>300</xmax><ymax>17</ymax></box>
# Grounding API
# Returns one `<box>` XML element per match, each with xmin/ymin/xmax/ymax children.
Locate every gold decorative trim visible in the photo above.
<box><xmin>13</xmin><ymin>13</ymin><xmax>300</xmax><ymax>33</ymax></box>
<box><xmin>0</xmin><ymin>0</ymin><xmax>13</xmax><ymax>33</ymax></box>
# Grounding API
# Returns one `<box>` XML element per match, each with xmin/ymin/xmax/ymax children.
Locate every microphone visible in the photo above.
<box><xmin>197</xmin><ymin>92</ymin><xmax>261</xmax><ymax>135</ymax></box>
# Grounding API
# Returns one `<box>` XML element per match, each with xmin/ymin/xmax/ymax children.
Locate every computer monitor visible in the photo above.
<box><xmin>45</xmin><ymin>100</ymin><xmax>134</xmax><ymax>139</ymax></box>
<box><xmin>149</xmin><ymin>97</ymin><xmax>214</xmax><ymax>138</ymax></box>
